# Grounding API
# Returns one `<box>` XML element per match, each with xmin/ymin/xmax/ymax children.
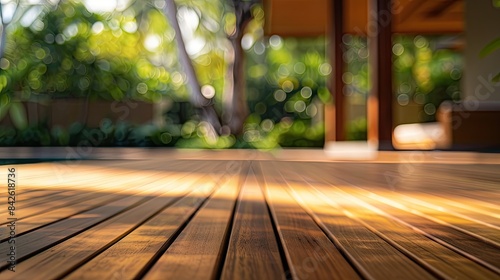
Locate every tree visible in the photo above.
<box><xmin>221</xmin><ymin>0</ymin><xmax>257</xmax><ymax>135</ymax></box>
<box><xmin>159</xmin><ymin>0</ymin><xmax>259</xmax><ymax>135</ymax></box>
<box><xmin>1</xmin><ymin>0</ymin><xmax>60</xmax><ymax>58</ymax></box>
<box><xmin>1</xmin><ymin>0</ymin><xmax>265</xmax><ymax>145</ymax></box>
<box><xmin>162</xmin><ymin>0</ymin><xmax>221</xmax><ymax>137</ymax></box>
<box><xmin>123</xmin><ymin>0</ymin><xmax>259</xmax><ymax>136</ymax></box>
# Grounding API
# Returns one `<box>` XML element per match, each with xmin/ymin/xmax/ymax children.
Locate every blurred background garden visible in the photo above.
<box><xmin>0</xmin><ymin>0</ymin><xmax>462</xmax><ymax>149</ymax></box>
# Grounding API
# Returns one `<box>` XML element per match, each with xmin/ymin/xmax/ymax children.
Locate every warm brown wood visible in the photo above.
<box><xmin>280</xmin><ymin>162</ymin><xmax>436</xmax><ymax>280</ymax></box>
<box><xmin>221</xmin><ymin>167</ymin><xmax>285</xmax><ymax>280</ymax></box>
<box><xmin>390</xmin><ymin>194</ymin><xmax>500</xmax><ymax>245</ymax></box>
<box><xmin>0</xmin><ymin>193</ymin><xmax>146</xmax><ymax>273</ymax></box>
<box><xmin>0</xmin><ymin>189</ymin><xmax>68</xmax><ymax>202</ymax></box>
<box><xmin>143</xmin><ymin>164</ymin><xmax>243</xmax><ymax>280</ymax></box>
<box><xmin>0</xmin><ymin>161</ymin><xmax>214</xmax><ymax>272</ymax></box>
<box><xmin>0</xmin><ymin>189</ymin><xmax>125</xmax><ymax>225</ymax></box>
<box><xmin>0</xmin><ymin>161</ymin><xmax>209</xmax><ymax>236</ymax></box>
<box><xmin>324</xmin><ymin>187</ymin><xmax>499</xmax><ymax>279</ymax></box>
<box><xmin>65</xmin><ymin>166</ymin><xmax>234</xmax><ymax>280</ymax></box>
<box><xmin>0</xmin><ymin>189</ymin><xmax>82</xmax><ymax>222</ymax></box>
<box><xmin>360</xmin><ymin>197</ymin><xmax>500</xmax><ymax>271</ymax></box>
<box><xmin>297</xmin><ymin>161</ymin><xmax>500</xmax><ymax>275</ymax></box>
<box><xmin>368</xmin><ymin>0</ymin><xmax>394</xmax><ymax>150</ymax></box>
<box><xmin>295</xmin><ymin>187</ymin><xmax>435</xmax><ymax>279</ymax></box>
<box><xmin>330</xmin><ymin>0</ymin><xmax>345</xmax><ymax>141</ymax></box>
<box><xmin>259</xmin><ymin>161</ymin><xmax>360</xmax><ymax>280</ymax></box>
<box><xmin>1</xmin><ymin>149</ymin><xmax>499</xmax><ymax>279</ymax></box>
<box><xmin>0</xmin><ymin>190</ymin><xmax>132</xmax><ymax>241</ymax></box>
<box><xmin>0</xmin><ymin>171</ymin><xmax>207</xmax><ymax>279</ymax></box>
<box><xmin>263</xmin><ymin>0</ymin><xmax>464</xmax><ymax>37</ymax></box>
<box><xmin>293</xmin><ymin>165</ymin><xmax>499</xmax><ymax>279</ymax></box>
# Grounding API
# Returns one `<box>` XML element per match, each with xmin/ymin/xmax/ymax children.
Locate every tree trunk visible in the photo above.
<box><xmin>222</xmin><ymin>35</ymin><xmax>248</xmax><ymax>135</ymax></box>
<box><xmin>163</xmin><ymin>0</ymin><xmax>221</xmax><ymax>135</ymax></box>
<box><xmin>222</xmin><ymin>2</ymin><xmax>252</xmax><ymax>135</ymax></box>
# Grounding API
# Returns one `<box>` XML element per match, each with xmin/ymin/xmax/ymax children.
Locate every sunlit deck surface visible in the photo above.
<box><xmin>1</xmin><ymin>149</ymin><xmax>499</xmax><ymax>279</ymax></box>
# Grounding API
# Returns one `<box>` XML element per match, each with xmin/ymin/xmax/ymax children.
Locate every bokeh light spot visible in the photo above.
<box><xmin>137</xmin><ymin>83</ymin><xmax>148</xmax><ymax>94</ymax></box>
<box><xmin>424</xmin><ymin>103</ymin><xmax>436</xmax><ymax>115</ymax></box>
<box><xmin>274</xmin><ymin>90</ymin><xmax>286</xmax><ymax>102</ymax></box>
<box><xmin>450</xmin><ymin>69</ymin><xmax>461</xmax><ymax>80</ymax></box>
<box><xmin>269</xmin><ymin>35</ymin><xmax>282</xmax><ymax>49</ymax></box>
<box><xmin>319</xmin><ymin>63</ymin><xmax>332</xmax><ymax>76</ymax></box>
<box><xmin>282</xmin><ymin>80</ymin><xmax>294</xmax><ymax>93</ymax></box>
<box><xmin>414</xmin><ymin>36</ymin><xmax>428</xmax><ymax>48</ymax></box>
<box><xmin>397</xmin><ymin>94</ymin><xmax>409</xmax><ymax>106</ymax></box>
<box><xmin>261</xmin><ymin>119</ymin><xmax>274</xmax><ymax>132</ymax></box>
<box><xmin>241</xmin><ymin>34</ymin><xmax>254</xmax><ymax>50</ymax></box>
<box><xmin>392</xmin><ymin>43</ymin><xmax>404</xmax><ymax>56</ymax></box>
<box><xmin>255</xmin><ymin>102</ymin><xmax>267</xmax><ymax>114</ymax></box>
<box><xmin>306</xmin><ymin>104</ymin><xmax>318</xmax><ymax>117</ymax></box>
<box><xmin>294</xmin><ymin>62</ymin><xmax>305</xmax><ymax>74</ymax></box>
<box><xmin>144</xmin><ymin>34</ymin><xmax>162</xmax><ymax>51</ymax></box>
<box><xmin>294</xmin><ymin>100</ymin><xmax>306</xmax><ymax>112</ymax></box>
<box><xmin>201</xmin><ymin>85</ymin><xmax>215</xmax><ymax>99</ymax></box>
<box><xmin>92</xmin><ymin>21</ymin><xmax>105</xmax><ymax>34</ymax></box>
<box><xmin>300</xmin><ymin>87</ymin><xmax>312</xmax><ymax>99</ymax></box>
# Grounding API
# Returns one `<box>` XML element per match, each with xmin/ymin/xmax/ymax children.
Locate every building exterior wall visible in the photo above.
<box><xmin>0</xmin><ymin>98</ymin><xmax>161</xmax><ymax>129</ymax></box>
<box><xmin>464</xmin><ymin>0</ymin><xmax>500</xmax><ymax>101</ymax></box>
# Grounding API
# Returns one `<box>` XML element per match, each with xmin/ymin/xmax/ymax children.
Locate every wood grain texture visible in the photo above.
<box><xmin>0</xmin><ymin>193</ymin><xmax>145</xmax><ymax>271</ymax></box>
<box><xmin>0</xmin><ymin>150</ymin><xmax>498</xmax><ymax>279</ymax></box>
<box><xmin>259</xmin><ymin>161</ymin><xmax>361</xmax><ymax>280</ymax></box>
<box><xmin>280</xmin><ymin>163</ymin><xmax>436</xmax><ymax>280</ymax></box>
<box><xmin>0</xmin><ymin>161</ymin><xmax>214</xmax><ymax>273</ymax></box>
<box><xmin>289</xmin><ymin>161</ymin><xmax>500</xmax><ymax>277</ymax></box>
<box><xmin>220</xmin><ymin>166</ymin><xmax>285</xmax><ymax>280</ymax></box>
<box><xmin>65</xmin><ymin>162</ymin><xmax>237</xmax><ymax>280</ymax></box>
<box><xmin>291</xmin><ymin>167</ymin><xmax>498</xmax><ymax>279</ymax></box>
<box><xmin>143</xmin><ymin>163</ymin><xmax>244</xmax><ymax>280</ymax></box>
<box><xmin>0</xmin><ymin>189</ymin><xmax>102</xmax><ymax>222</ymax></box>
<box><xmin>0</xmin><ymin>189</ymin><xmax>134</xmax><ymax>241</ymax></box>
<box><xmin>0</xmin><ymin>179</ymin><xmax>195</xmax><ymax>279</ymax></box>
<box><xmin>0</xmin><ymin>161</ymin><xmax>216</xmax><ymax>240</ymax></box>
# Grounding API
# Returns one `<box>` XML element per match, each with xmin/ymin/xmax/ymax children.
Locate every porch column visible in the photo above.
<box><xmin>327</xmin><ymin>0</ymin><xmax>345</xmax><ymax>142</ymax></box>
<box><xmin>367</xmin><ymin>0</ymin><xmax>394</xmax><ymax>150</ymax></box>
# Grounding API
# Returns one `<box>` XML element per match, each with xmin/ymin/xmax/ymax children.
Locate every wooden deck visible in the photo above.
<box><xmin>1</xmin><ymin>149</ymin><xmax>499</xmax><ymax>279</ymax></box>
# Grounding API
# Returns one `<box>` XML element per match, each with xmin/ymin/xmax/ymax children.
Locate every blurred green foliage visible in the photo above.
<box><xmin>1</xmin><ymin>1</ymin><xmax>169</xmax><ymax>102</ymax></box>
<box><xmin>393</xmin><ymin>35</ymin><xmax>462</xmax><ymax>123</ymax></box>
<box><xmin>242</xmin><ymin>37</ymin><xmax>329</xmax><ymax>148</ymax></box>
<box><xmin>0</xmin><ymin>0</ymin><xmax>463</xmax><ymax>148</ymax></box>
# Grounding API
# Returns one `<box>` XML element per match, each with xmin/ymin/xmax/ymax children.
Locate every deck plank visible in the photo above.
<box><xmin>0</xmin><ymin>161</ymin><xmax>213</xmax><ymax>238</ymax></box>
<box><xmin>0</xmin><ymin>190</ymin><xmax>132</xmax><ymax>241</ymax></box>
<box><xmin>143</xmin><ymin>162</ymin><xmax>244</xmax><ymax>280</ymax></box>
<box><xmin>363</xmin><ymin>196</ymin><xmax>500</xmax><ymax>274</ymax></box>
<box><xmin>299</xmin><ymin>162</ymin><xmax>500</xmax><ymax>275</ymax></box>
<box><xmin>0</xmin><ymin>193</ymin><xmax>146</xmax><ymax>274</ymax></box>
<box><xmin>0</xmin><ymin>163</ymin><xmax>218</xmax><ymax>279</ymax></box>
<box><xmin>64</xmin><ymin>165</ymin><xmax>233</xmax><ymax>280</ymax></box>
<box><xmin>220</xmin><ymin>165</ymin><xmax>285</xmax><ymax>280</ymax></box>
<box><xmin>286</xmin><ymin>164</ymin><xmax>499</xmax><ymax>279</ymax></box>
<box><xmin>313</xmin><ymin>163</ymin><xmax>500</xmax><ymax>246</ymax></box>
<box><xmin>315</xmin><ymin>162</ymin><xmax>500</xmax><ymax>227</ymax></box>
<box><xmin>0</xmin><ymin>190</ymin><xmax>100</xmax><ymax>223</ymax></box>
<box><xmin>258</xmin><ymin>161</ymin><xmax>361</xmax><ymax>280</ymax></box>
<box><xmin>279</xmin><ymin>163</ymin><xmax>437</xmax><ymax>280</ymax></box>
<box><xmin>384</xmin><ymin>193</ymin><xmax>500</xmax><ymax>245</ymax></box>
<box><xmin>0</xmin><ymin>161</ymin><xmax>213</xmax><ymax>271</ymax></box>
<box><xmin>0</xmin><ymin>150</ymin><xmax>499</xmax><ymax>279</ymax></box>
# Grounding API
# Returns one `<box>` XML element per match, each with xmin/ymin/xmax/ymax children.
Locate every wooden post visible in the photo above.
<box><xmin>330</xmin><ymin>0</ymin><xmax>345</xmax><ymax>141</ymax></box>
<box><xmin>368</xmin><ymin>0</ymin><xmax>394</xmax><ymax>150</ymax></box>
